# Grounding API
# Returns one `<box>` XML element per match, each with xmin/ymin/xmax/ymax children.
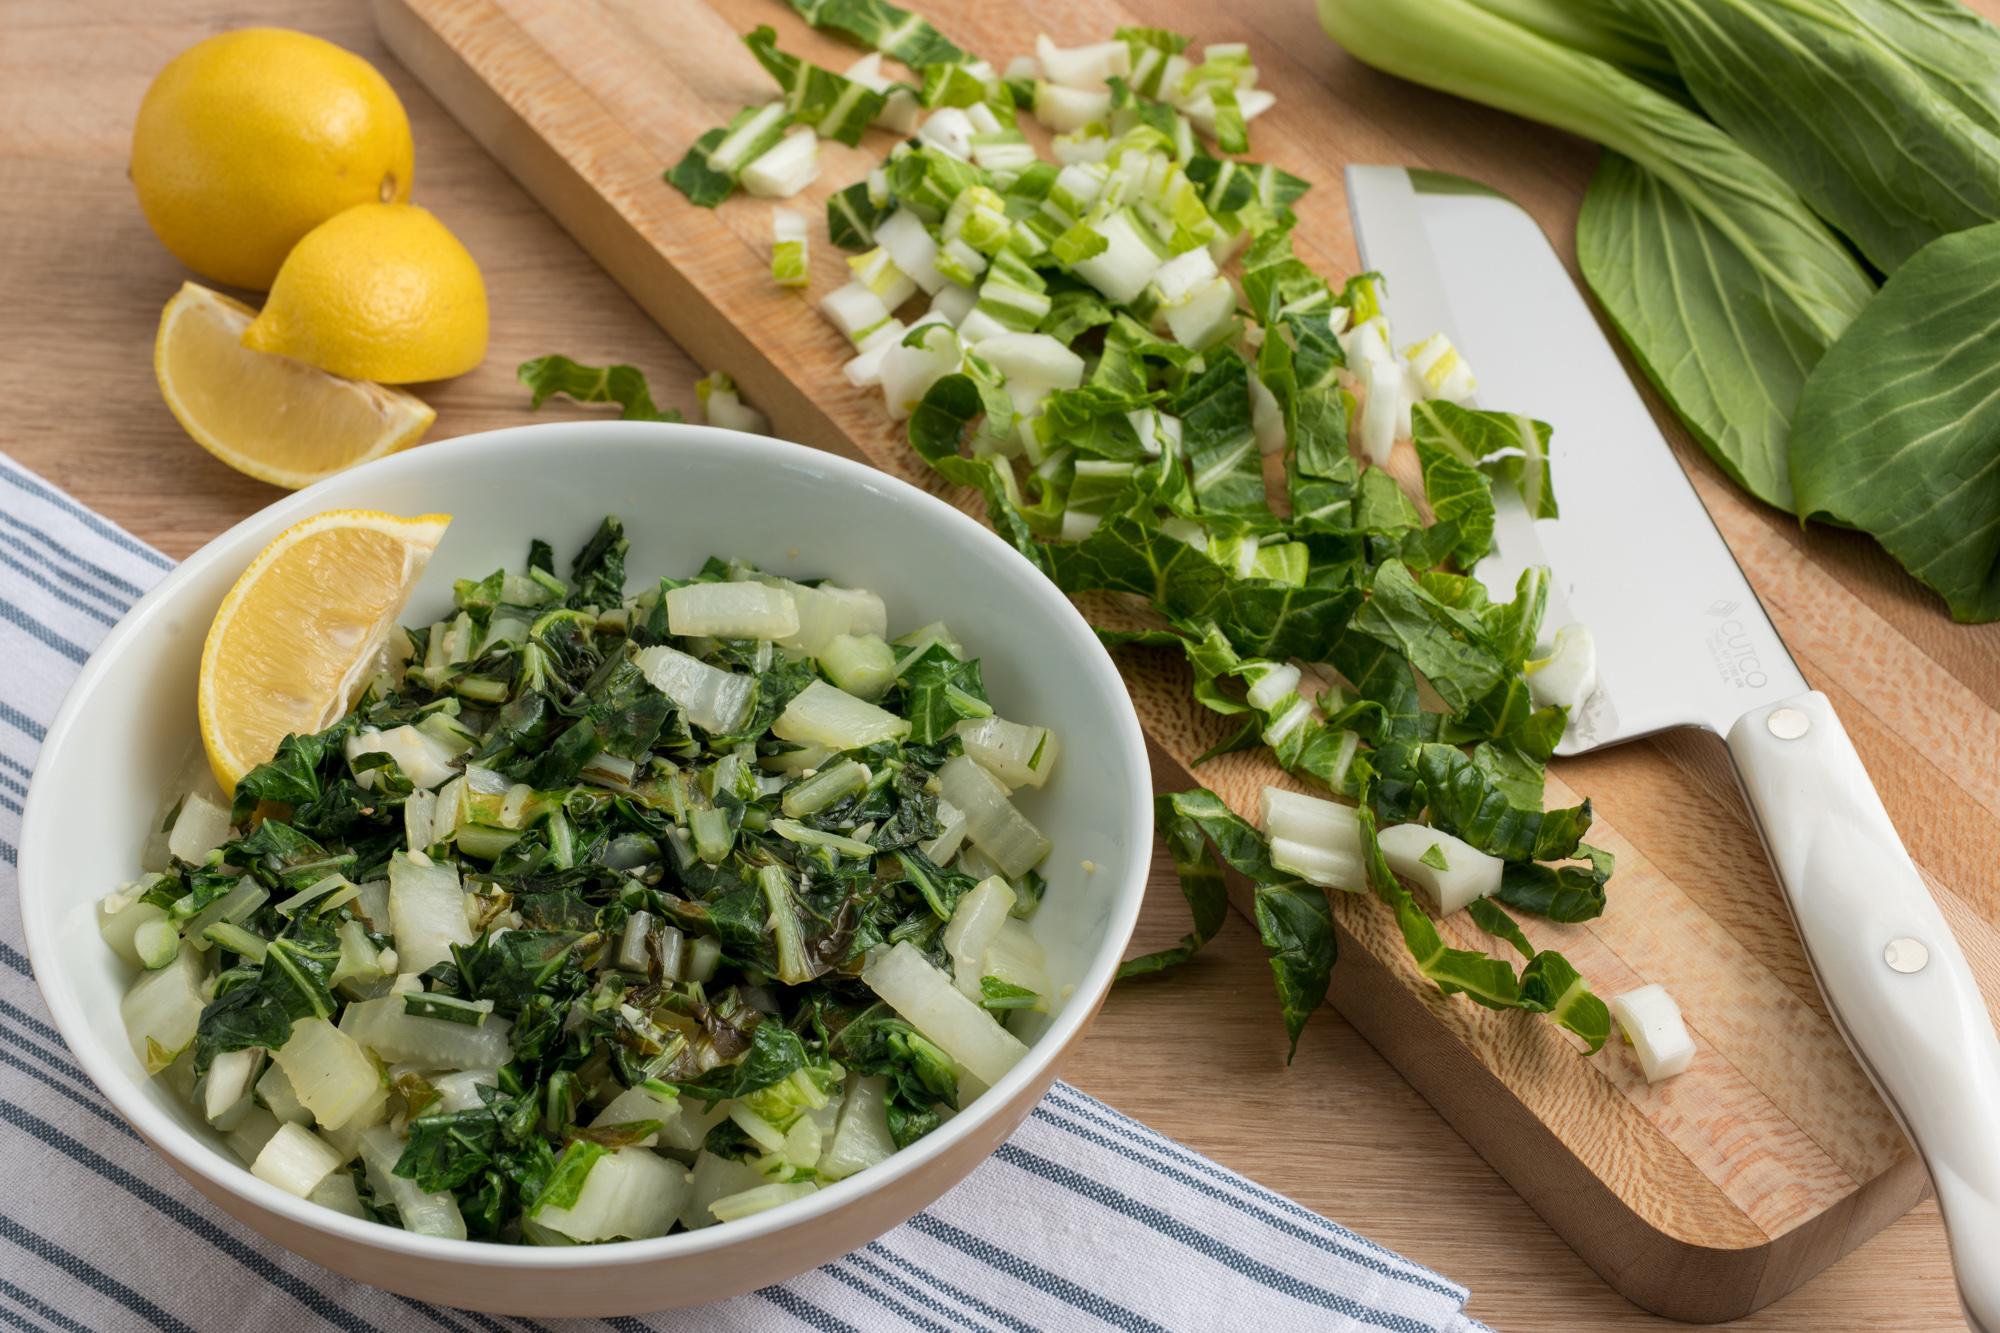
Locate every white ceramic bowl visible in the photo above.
<box><xmin>20</xmin><ymin>421</ymin><xmax>1151</xmax><ymax>1316</ymax></box>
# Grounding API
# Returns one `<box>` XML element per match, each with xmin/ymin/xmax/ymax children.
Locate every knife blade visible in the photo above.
<box><xmin>1344</xmin><ymin>164</ymin><xmax>2000</xmax><ymax>1333</ymax></box>
<box><xmin>1344</xmin><ymin>164</ymin><xmax>1806</xmax><ymax>755</ymax></box>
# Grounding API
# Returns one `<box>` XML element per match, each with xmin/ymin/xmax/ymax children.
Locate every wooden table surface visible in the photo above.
<box><xmin>0</xmin><ymin>1</ymin><xmax>1968</xmax><ymax>1327</ymax></box>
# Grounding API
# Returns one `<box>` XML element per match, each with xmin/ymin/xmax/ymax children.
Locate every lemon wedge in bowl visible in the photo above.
<box><xmin>199</xmin><ymin>508</ymin><xmax>450</xmax><ymax>793</ymax></box>
<box><xmin>155</xmin><ymin>282</ymin><xmax>435</xmax><ymax>490</ymax></box>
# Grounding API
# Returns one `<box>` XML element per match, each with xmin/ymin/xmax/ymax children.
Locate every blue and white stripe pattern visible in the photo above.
<box><xmin>0</xmin><ymin>455</ymin><xmax>1488</xmax><ymax>1332</ymax></box>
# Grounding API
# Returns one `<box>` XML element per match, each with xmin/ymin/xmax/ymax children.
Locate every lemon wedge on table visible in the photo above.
<box><xmin>156</xmin><ymin>283</ymin><xmax>435</xmax><ymax>490</ymax></box>
<box><xmin>199</xmin><ymin>509</ymin><xmax>450</xmax><ymax>794</ymax></box>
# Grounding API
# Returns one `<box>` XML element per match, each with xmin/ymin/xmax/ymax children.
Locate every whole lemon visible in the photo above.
<box><xmin>243</xmin><ymin>203</ymin><xmax>489</xmax><ymax>383</ymax></box>
<box><xmin>131</xmin><ymin>29</ymin><xmax>414</xmax><ymax>290</ymax></box>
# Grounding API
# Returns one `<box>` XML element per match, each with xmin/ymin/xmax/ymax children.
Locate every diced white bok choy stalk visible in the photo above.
<box><xmin>748</xmin><ymin>575</ymin><xmax>887</xmax><ymax>655</ymax></box>
<box><xmin>339</xmin><ymin>996</ymin><xmax>514</xmax><ymax>1070</ymax></box>
<box><xmin>1250</xmin><ymin>370</ymin><xmax>1287</xmax><ymax>454</ymax></box>
<box><xmin>774</xmin><ymin>680</ymin><xmax>911</xmax><ymax>748</ymax></box>
<box><xmin>820</xmin><ymin>1074</ymin><xmax>897</xmax><ymax>1181</ymax></box>
<box><xmin>1259</xmin><ymin>787</ymin><xmax>1366</xmax><ymax>892</ymax></box>
<box><xmin>1525</xmin><ymin>624</ymin><xmax>1598</xmax><ymax>717</ymax></box>
<box><xmin>533</xmin><ymin>1146</ymin><xmax>691</xmax><ymax>1241</ymax></box>
<box><xmin>709</xmin><ymin>1180</ymin><xmax>818</xmax><ymax>1224</ymax></box>
<box><xmin>226</xmin><ymin>1107</ymin><xmax>282</xmax><ymax>1167</ymax></box>
<box><xmin>1163</xmin><ymin>275</ymin><xmax>1238</xmax><ymax>351</ymax></box>
<box><xmin>121</xmin><ymin>945</ymin><xmax>205</xmax><ymax>1072</ymax></box>
<box><xmin>1608</xmin><ymin>984</ymin><xmax>1696</xmax><ymax>1083</ymax></box>
<box><xmin>864</xmin><ymin>942</ymin><xmax>1027</xmax><ymax>1086</ymax></box>
<box><xmin>919</xmin><ymin>798</ymin><xmax>969</xmax><ymax>864</ymax></box>
<box><xmin>875</xmin><ymin>209</ymin><xmax>947</xmax><ymax>294</ymax></box>
<box><xmin>1073</xmin><ymin>210</ymin><xmax>1170</xmax><ymax>306</ymax></box>
<box><xmin>251</xmin><ymin>1122</ymin><xmax>344</xmax><ymax>1198</ymax></box>
<box><xmin>937</xmin><ymin>754</ymin><xmax>1050</xmax><ymax>878</ymax></box>
<box><xmin>849</xmin><ymin>245</ymin><xmax>918</xmax><ymax>308</ymax></box>
<box><xmin>819</xmin><ymin>633</ymin><xmax>898</xmax><ymax>700</ymax></box>
<box><xmin>821</xmin><ymin>281</ymin><xmax>894</xmax><ymax>345</ymax></box>
<box><xmin>944</xmin><ymin>876</ymin><xmax>1016</xmax><ymax>998</ymax></box>
<box><xmin>636</xmin><ymin>645</ymin><xmax>755</xmax><ymax>734</ymax></box>
<box><xmin>204</xmin><ymin>1047</ymin><xmax>263</xmax><ymax>1124</ymax></box>
<box><xmin>271</xmin><ymin>1017</ymin><xmax>382</xmax><ymax>1131</ymax></box>
<box><xmin>345</xmin><ymin>725</ymin><xmax>462</xmax><ymax>790</ymax></box>
<box><xmin>708</xmin><ymin>102</ymin><xmax>788</xmax><ymax>177</ymax></box>
<box><xmin>954</xmin><ymin>715</ymin><xmax>1059</xmax><ymax>789</ymax></box>
<box><xmin>916</xmin><ymin>105</ymin><xmax>976</xmax><ymax>160</ymax></box>
<box><xmin>386</xmin><ymin>852</ymin><xmax>472</xmax><ymax>975</ymax></box>
<box><xmin>429</xmin><ymin>1069</ymin><xmax>499</xmax><ymax>1114</ymax></box>
<box><xmin>666</xmin><ymin>581</ymin><xmax>799</xmax><ymax>640</ymax></box>
<box><xmin>930</xmin><ymin>282</ymin><xmax>976</xmax><ymax>325</ymax></box>
<box><xmin>310</xmin><ymin>1171</ymin><xmax>367</xmax><ymax>1219</ymax></box>
<box><xmin>696</xmin><ymin>370</ymin><xmax>771</xmax><ymax>435</ymax></box>
<box><xmin>592</xmin><ymin>1084</ymin><xmax>680</xmax><ymax>1148</ymax></box>
<box><xmin>360</xmin><ymin>1126</ymin><xmax>467</xmax><ymax>1240</ymax></box>
<box><xmin>678</xmin><ymin>1151</ymin><xmax>768</xmax><ymax>1230</ymax></box>
<box><xmin>1403</xmin><ymin>332</ymin><xmax>1477</xmax><ymax>404</ymax></box>
<box><xmin>100</xmin><ymin>897</ymin><xmax>177</xmax><ymax>970</ymax></box>
<box><xmin>256</xmin><ymin>1061</ymin><xmax>313</xmax><ymax>1126</ymax></box>
<box><xmin>1377</xmin><ymin>823</ymin><xmax>1502</xmax><ymax>915</ymax></box>
<box><xmin>981</xmin><ymin>919</ymin><xmax>1050</xmax><ymax>1011</ymax></box>
<box><xmin>1032</xmin><ymin>81</ymin><xmax>1113</xmax><ymax>134</ymax></box>
<box><xmin>880</xmin><ymin>323</ymin><xmax>963</xmax><ymax>420</ymax></box>
<box><xmin>741</xmin><ymin>128</ymin><xmax>820</xmax><ymax>198</ymax></box>
<box><xmin>1151</xmin><ymin>247</ymin><xmax>1216</xmax><ymax>305</ymax></box>
<box><xmin>1035</xmin><ymin>33</ymin><xmax>1132</xmax><ymax>88</ymax></box>
<box><xmin>166</xmin><ymin>793</ymin><xmax>231</xmax><ymax>864</ymax></box>
<box><xmin>976</xmin><ymin>332</ymin><xmax>1085</xmax><ymax>414</ymax></box>
<box><xmin>771</xmin><ymin>208</ymin><xmax>810</xmax><ymax>289</ymax></box>
<box><xmin>1245</xmin><ymin>664</ymin><xmax>1301</xmax><ymax>713</ymax></box>
<box><xmin>404</xmin><ymin>790</ymin><xmax>436</xmax><ymax>854</ymax></box>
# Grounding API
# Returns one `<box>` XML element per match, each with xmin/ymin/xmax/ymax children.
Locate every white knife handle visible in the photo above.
<box><xmin>1727</xmin><ymin>691</ymin><xmax>2000</xmax><ymax>1332</ymax></box>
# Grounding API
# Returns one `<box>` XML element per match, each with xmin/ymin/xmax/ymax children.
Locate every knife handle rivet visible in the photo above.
<box><xmin>1767</xmin><ymin>707</ymin><xmax>1811</xmax><ymax>740</ymax></box>
<box><xmin>1884</xmin><ymin>937</ymin><xmax>1930</xmax><ymax>974</ymax></box>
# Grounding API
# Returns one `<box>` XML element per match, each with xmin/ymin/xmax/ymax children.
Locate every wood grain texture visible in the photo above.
<box><xmin>0</xmin><ymin>0</ymin><xmax>1982</xmax><ymax>1326</ymax></box>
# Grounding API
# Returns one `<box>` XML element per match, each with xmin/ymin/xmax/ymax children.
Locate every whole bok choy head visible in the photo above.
<box><xmin>1317</xmin><ymin>0</ymin><xmax>1874</xmax><ymax>516</ymax></box>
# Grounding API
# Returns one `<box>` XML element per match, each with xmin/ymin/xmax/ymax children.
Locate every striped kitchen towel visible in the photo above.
<box><xmin>0</xmin><ymin>454</ymin><xmax>1488</xmax><ymax>1333</ymax></box>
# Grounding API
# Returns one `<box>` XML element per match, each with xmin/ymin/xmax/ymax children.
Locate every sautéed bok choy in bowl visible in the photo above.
<box><xmin>20</xmin><ymin>421</ymin><xmax>1150</xmax><ymax>1315</ymax></box>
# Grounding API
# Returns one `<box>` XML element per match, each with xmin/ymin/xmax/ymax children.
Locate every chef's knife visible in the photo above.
<box><xmin>1346</xmin><ymin>164</ymin><xmax>1999</xmax><ymax>1332</ymax></box>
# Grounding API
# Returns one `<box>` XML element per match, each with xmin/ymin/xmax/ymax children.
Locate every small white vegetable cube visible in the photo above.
<box><xmin>741</xmin><ymin>129</ymin><xmax>820</xmax><ymax>199</ymax></box>
<box><xmin>819</xmin><ymin>633</ymin><xmax>898</xmax><ymax>701</ymax></box>
<box><xmin>1035</xmin><ymin>33</ymin><xmax>1132</xmax><ymax>88</ymax></box>
<box><xmin>1163</xmin><ymin>276</ymin><xmax>1238</xmax><ymax>351</ymax></box>
<box><xmin>166</xmin><ymin>793</ymin><xmax>232</xmax><ymax>864</ymax></box>
<box><xmin>680</xmin><ymin>1150</ymin><xmax>769</xmax><ymax>1230</ymax></box>
<box><xmin>863</xmin><ymin>940</ymin><xmax>1029</xmax><ymax>1086</ymax></box>
<box><xmin>1526</xmin><ymin>624</ymin><xmax>1598</xmax><ymax>716</ymax></box>
<box><xmin>917</xmin><ymin>106</ymin><xmax>976</xmax><ymax>160</ymax></box>
<box><xmin>666</xmin><ymin>581</ymin><xmax>800</xmax><ymax>640</ymax></box>
<box><xmin>821</xmin><ymin>281</ymin><xmax>894</xmax><ymax>343</ymax></box>
<box><xmin>309</xmin><ymin>1170</ymin><xmax>367</xmax><ymax>1219</ymax></box>
<box><xmin>99</xmin><ymin>897</ymin><xmax>171</xmax><ymax>970</ymax></box>
<box><xmin>937</xmin><ymin>754</ymin><xmax>1051</xmax><ymax>877</ymax></box>
<box><xmin>875</xmin><ymin>209</ymin><xmax>947</xmax><ymax>294</ymax></box>
<box><xmin>1245</xmin><ymin>665</ymin><xmax>1302</xmax><ymax>713</ymax></box>
<box><xmin>761</xmin><ymin>576</ymin><xmax>887</xmax><ymax>655</ymax></box>
<box><xmin>121</xmin><ymin>945</ymin><xmax>206</xmax><ymax>1073</ymax></box>
<box><xmin>980</xmin><ymin>918</ymin><xmax>1050</xmax><ymax>1011</ymax></box>
<box><xmin>637</xmin><ymin>645</ymin><xmax>755</xmax><ymax>734</ymax></box>
<box><xmin>1609</xmin><ymin>984</ymin><xmax>1696</xmax><ymax>1084</ymax></box>
<box><xmin>271</xmin><ymin>1018</ymin><xmax>382</xmax><ymax>1131</ymax></box>
<box><xmin>879</xmin><ymin>322</ymin><xmax>963</xmax><ymax>420</ymax></box>
<box><xmin>820</xmin><ymin>1074</ymin><xmax>897</xmax><ymax>1181</ymax></box>
<box><xmin>1269</xmin><ymin>837</ymin><xmax>1365</xmax><ymax>893</ymax></box>
<box><xmin>387</xmin><ymin>851</ymin><xmax>472</xmax><ymax>976</ymax></box>
<box><xmin>338</xmin><ymin>996</ymin><xmax>514</xmax><ymax>1070</ymax></box>
<box><xmin>1071</xmin><ymin>211</ymin><xmax>1167</xmax><ymax>305</ymax></box>
<box><xmin>943</xmin><ymin>875</ymin><xmax>1017</xmax><ymax>998</ymax></box>
<box><xmin>225</xmin><ymin>1106</ymin><xmax>283</xmax><ymax>1167</ymax></box>
<box><xmin>1377</xmin><ymin>824</ymin><xmax>1503</xmax><ymax>915</ymax></box>
<box><xmin>1259</xmin><ymin>787</ymin><xmax>1362</xmax><ymax>852</ymax></box>
<box><xmin>1151</xmin><ymin>247</ymin><xmax>1218</xmax><ymax>306</ymax></box>
<box><xmin>1032</xmin><ymin>81</ymin><xmax>1113</xmax><ymax>134</ymax></box>
<box><xmin>534</xmin><ymin>1147</ymin><xmax>691</xmax><ymax>1242</ymax></box>
<box><xmin>345</xmin><ymin>725</ymin><xmax>461</xmax><ymax>791</ymax></box>
<box><xmin>592</xmin><ymin>1084</ymin><xmax>680</xmax><ymax>1149</ymax></box>
<box><xmin>251</xmin><ymin>1122</ymin><xmax>344</xmax><ymax>1198</ymax></box>
<box><xmin>955</xmin><ymin>715</ymin><xmax>1059</xmax><ymax>789</ymax></box>
<box><xmin>773</xmin><ymin>680</ymin><xmax>911</xmax><ymax>748</ymax></box>
<box><xmin>256</xmin><ymin>1060</ymin><xmax>314</xmax><ymax>1126</ymax></box>
<box><xmin>204</xmin><ymin>1046</ymin><xmax>262</xmax><ymax>1124</ymax></box>
<box><xmin>360</xmin><ymin>1126</ymin><xmax>466</xmax><ymax>1240</ymax></box>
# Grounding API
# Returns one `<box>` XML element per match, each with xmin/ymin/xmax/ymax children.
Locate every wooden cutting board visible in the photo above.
<box><xmin>372</xmin><ymin>0</ymin><xmax>2000</xmax><ymax>1318</ymax></box>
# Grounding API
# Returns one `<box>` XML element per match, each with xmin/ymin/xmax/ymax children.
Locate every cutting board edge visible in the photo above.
<box><xmin>1324</xmin><ymin>919</ymin><xmax>1930</xmax><ymax>1320</ymax></box>
<box><xmin>370</xmin><ymin>0</ymin><xmax>1927</xmax><ymax>1314</ymax></box>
